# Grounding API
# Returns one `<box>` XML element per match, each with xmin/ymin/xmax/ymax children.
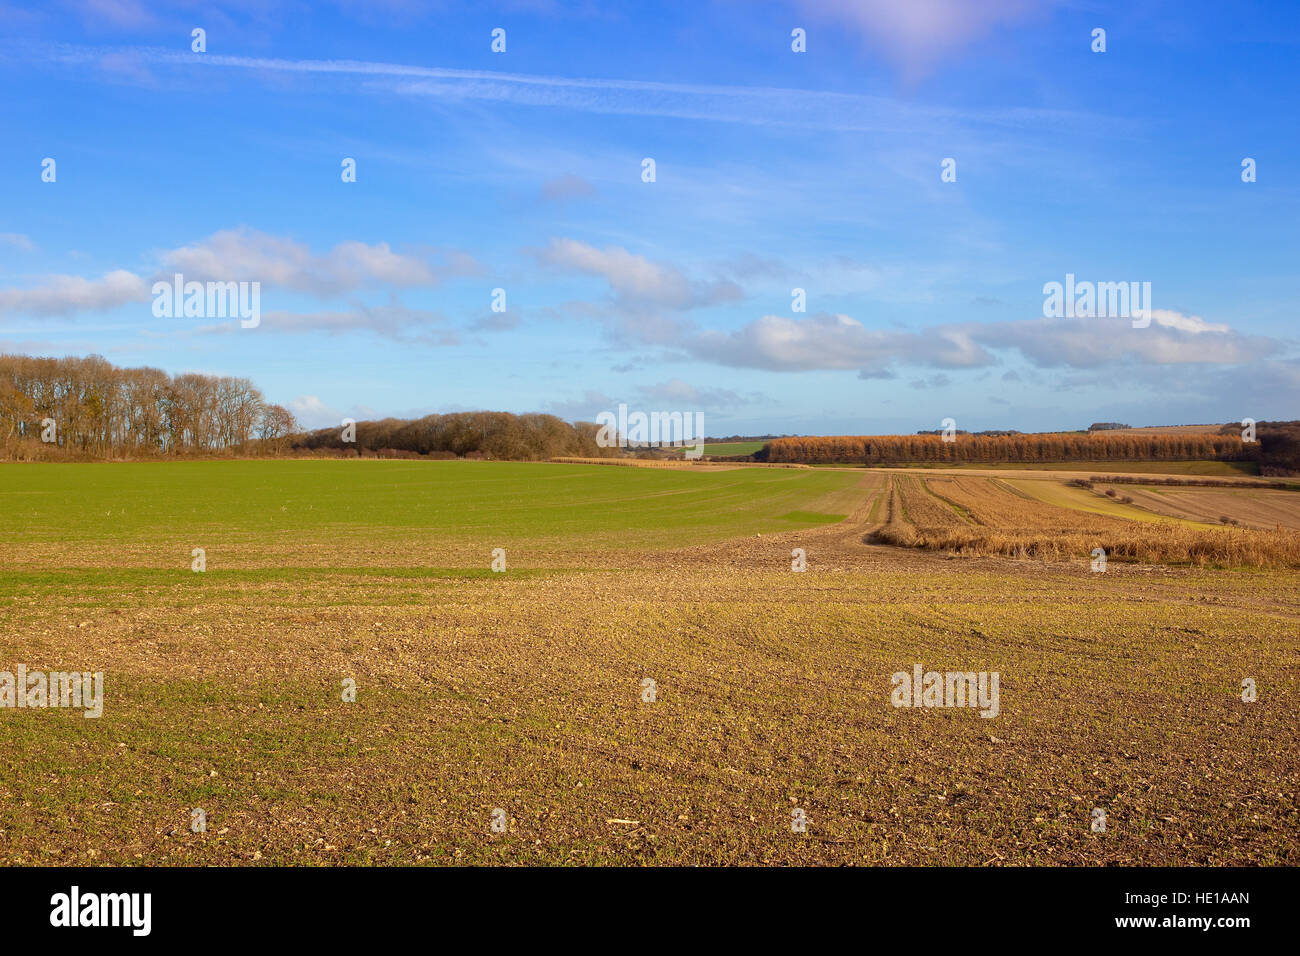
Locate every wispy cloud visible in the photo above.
<box><xmin>636</xmin><ymin>377</ymin><xmax>755</xmax><ymax>410</ymax></box>
<box><xmin>251</xmin><ymin>300</ymin><xmax>460</xmax><ymax>345</ymax></box>
<box><xmin>28</xmin><ymin>44</ymin><xmax>1098</xmax><ymax>133</ymax></box>
<box><xmin>546</xmin><ymin>378</ymin><xmax>757</xmax><ymax>422</ymax></box>
<box><xmin>0</xmin><ymin>233</ymin><xmax>35</xmax><ymax>251</ymax></box>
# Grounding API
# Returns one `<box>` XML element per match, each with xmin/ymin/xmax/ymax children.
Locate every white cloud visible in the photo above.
<box><xmin>0</xmin><ymin>230</ymin><xmax>478</xmax><ymax>321</ymax></box>
<box><xmin>1150</xmin><ymin>309</ymin><xmax>1230</xmax><ymax>334</ymax></box>
<box><xmin>285</xmin><ymin>395</ymin><xmax>385</xmax><ymax>430</ymax></box>
<box><xmin>288</xmin><ymin>394</ymin><xmax>336</xmax><ymax>421</ymax></box>
<box><xmin>0</xmin><ymin>269</ymin><xmax>149</xmax><ymax>316</ymax></box>
<box><xmin>687</xmin><ymin>312</ymin><xmax>989</xmax><ymax>373</ymax></box>
<box><xmin>533</xmin><ymin>238</ymin><xmax>743</xmax><ymax>311</ymax></box>
<box><xmin>972</xmin><ymin>313</ymin><xmax>1265</xmax><ymax>368</ymax></box>
<box><xmin>286</xmin><ymin>395</ymin><xmax>360</xmax><ymax>430</ymax></box>
<box><xmin>676</xmin><ymin>309</ymin><xmax>1285</xmax><ymax>376</ymax></box>
<box><xmin>160</xmin><ymin>227</ymin><xmax>477</xmax><ymax>296</ymax></box>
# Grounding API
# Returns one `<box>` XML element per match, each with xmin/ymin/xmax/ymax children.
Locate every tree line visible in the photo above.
<box><xmin>758</xmin><ymin>431</ymin><xmax>1251</xmax><ymax>465</ymax></box>
<box><xmin>1</xmin><ymin>354</ymin><xmax>619</xmax><ymax>463</ymax></box>
<box><xmin>1</xmin><ymin>354</ymin><xmax>298</xmax><ymax>459</ymax></box>
<box><xmin>293</xmin><ymin>412</ymin><xmax>616</xmax><ymax>461</ymax></box>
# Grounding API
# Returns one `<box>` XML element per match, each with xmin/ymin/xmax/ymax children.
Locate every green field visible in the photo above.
<box><xmin>0</xmin><ymin>460</ymin><xmax>858</xmax><ymax>560</ymax></box>
<box><xmin>665</xmin><ymin>441</ymin><xmax>768</xmax><ymax>457</ymax></box>
<box><xmin>702</xmin><ymin>441</ymin><xmax>768</xmax><ymax>457</ymax></box>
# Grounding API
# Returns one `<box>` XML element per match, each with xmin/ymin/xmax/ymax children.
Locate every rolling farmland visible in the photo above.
<box><xmin>873</xmin><ymin>473</ymin><xmax>1300</xmax><ymax>566</ymax></box>
<box><xmin>1093</xmin><ymin>483</ymin><xmax>1300</xmax><ymax>531</ymax></box>
<box><xmin>1</xmin><ymin>460</ymin><xmax>1296</xmax><ymax>866</ymax></box>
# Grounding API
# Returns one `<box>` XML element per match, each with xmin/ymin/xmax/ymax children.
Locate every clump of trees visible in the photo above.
<box><xmin>293</xmin><ymin>412</ymin><xmax>615</xmax><ymax>461</ymax></box>
<box><xmin>1</xmin><ymin>354</ymin><xmax>297</xmax><ymax>459</ymax></box>
<box><xmin>1219</xmin><ymin>421</ymin><xmax>1300</xmax><ymax>476</ymax></box>
<box><xmin>757</xmin><ymin>432</ymin><xmax>1249</xmax><ymax>465</ymax></box>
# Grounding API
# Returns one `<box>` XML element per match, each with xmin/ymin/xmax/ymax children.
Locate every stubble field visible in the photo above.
<box><xmin>1</xmin><ymin>460</ymin><xmax>1296</xmax><ymax>865</ymax></box>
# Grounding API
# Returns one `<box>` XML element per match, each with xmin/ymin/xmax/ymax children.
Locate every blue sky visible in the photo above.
<box><xmin>1</xmin><ymin>0</ymin><xmax>1297</xmax><ymax>435</ymax></box>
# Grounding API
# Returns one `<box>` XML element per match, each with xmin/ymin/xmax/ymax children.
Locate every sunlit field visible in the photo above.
<box><xmin>0</xmin><ymin>460</ymin><xmax>859</xmax><ymax>564</ymax></box>
<box><xmin>1</xmin><ymin>460</ymin><xmax>1296</xmax><ymax>865</ymax></box>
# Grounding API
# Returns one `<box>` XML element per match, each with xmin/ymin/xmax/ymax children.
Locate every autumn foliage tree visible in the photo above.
<box><xmin>759</xmin><ymin>432</ymin><xmax>1251</xmax><ymax>465</ymax></box>
<box><xmin>293</xmin><ymin>411</ymin><xmax>614</xmax><ymax>461</ymax></box>
<box><xmin>0</xmin><ymin>353</ymin><xmax>297</xmax><ymax>459</ymax></box>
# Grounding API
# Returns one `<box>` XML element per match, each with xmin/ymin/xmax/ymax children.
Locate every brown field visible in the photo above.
<box><xmin>2</xmin><ymin>461</ymin><xmax>1297</xmax><ymax>867</ymax></box>
<box><xmin>1099</xmin><ymin>484</ymin><xmax>1300</xmax><ymax>531</ymax></box>
<box><xmin>874</xmin><ymin>475</ymin><xmax>1300</xmax><ymax>567</ymax></box>
<box><xmin>878</xmin><ymin>457</ymin><xmax>1253</xmax><ymax>476</ymax></box>
<box><xmin>934</xmin><ymin>477</ymin><xmax>1120</xmax><ymax>532</ymax></box>
<box><xmin>878</xmin><ymin>463</ymin><xmax>1266</xmax><ymax>482</ymax></box>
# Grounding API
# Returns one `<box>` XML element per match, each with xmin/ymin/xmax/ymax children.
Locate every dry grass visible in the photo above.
<box><xmin>875</xmin><ymin>476</ymin><xmax>1300</xmax><ymax>567</ymax></box>
<box><xmin>1099</xmin><ymin>485</ymin><xmax>1300</xmax><ymax>532</ymax></box>
<box><xmin>894</xmin><ymin>475</ymin><xmax>970</xmax><ymax>531</ymax></box>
